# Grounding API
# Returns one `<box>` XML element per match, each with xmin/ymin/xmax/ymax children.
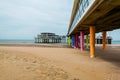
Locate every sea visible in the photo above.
<box><xmin>0</xmin><ymin>39</ymin><xmax>67</xmax><ymax>44</ymax></box>
<box><xmin>0</xmin><ymin>39</ymin><xmax>35</xmax><ymax>44</ymax></box>
<box><xmin>0</xmin><ymin>39</ymin><xmax>120</xmax><ymax>44</ymax></box>
<box><xmin>112</xmin><ymin>40</ymin><xmax>120</xmax><ymax>44</ymax></box>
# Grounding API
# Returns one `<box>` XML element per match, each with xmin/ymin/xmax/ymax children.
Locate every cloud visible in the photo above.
<box><xmin>0</xmin><ymin>0</ymin><xmax>74</xmax><ymax>39</ymax></box>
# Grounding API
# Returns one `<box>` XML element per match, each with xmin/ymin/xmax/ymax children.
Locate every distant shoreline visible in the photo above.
<box><xmin>0</xmin><ymin>43</ymin><xmax>120</xmax><ymax>49</ymax></box>
<box><xmin>0</xmin><ymin>39</ymin><xmax>67</xmax><ymax>44</ymax></box>
<box><xmin>0</xmin><ymin>43</ymin><xmax>69</xmax><ymax>48</ymax></box>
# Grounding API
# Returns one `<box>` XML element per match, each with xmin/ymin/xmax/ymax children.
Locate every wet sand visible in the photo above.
<box><xmin>0</xmin><ymin>44</ymin><xmax>120</xmax><ymax>80</ymax></box>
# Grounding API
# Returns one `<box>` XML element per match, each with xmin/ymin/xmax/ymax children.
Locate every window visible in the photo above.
<box><xmin>69</xmin><ymin>0</ymin><xmax>94</xmax><ymax>34</ymax></box>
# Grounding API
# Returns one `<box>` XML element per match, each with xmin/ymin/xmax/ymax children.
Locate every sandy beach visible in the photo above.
<box><xmin>0</xmin><ymin>44</ymin><xmax>120</xmax><ymax>80</ymax></box>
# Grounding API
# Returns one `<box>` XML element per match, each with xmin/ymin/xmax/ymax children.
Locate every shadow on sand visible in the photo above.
<box><xmin>93</xmin><ymin>46</ymin><xmax>120</xmax><ymax>68</ymax></box>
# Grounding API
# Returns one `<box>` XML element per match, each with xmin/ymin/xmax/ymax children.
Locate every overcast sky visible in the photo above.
<box><xmin>0</xmin><ymin>0</ymin><xmax>120</xmax><ymax>40</ymax></box>
<box><xmin>0</xmin><ymin>0</ymin><xmax>74</xmax><ymax>39</ymax></box>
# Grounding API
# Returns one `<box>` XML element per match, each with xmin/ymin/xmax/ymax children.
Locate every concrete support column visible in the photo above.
<box><xmin>67</xmin><ymin>36</ymin><xmax>71</xmax><ymax>46</ymax></box>
<box><xmin>72</xmin><ymin>35</ymin><xmax>75</xmax><ymax>47</ymax></box>
<box><xmin>102</xmin><ymin>31</ymin><xmax>106</xmax><ymax>51</ymax></box>
<box><xmin>80</xmin><ymin>31</ymin><xmax>84</xmax><ymax>51</ymax></box>
<box><xmin>90</xmin><ymin>26</ymin><xmax>95</xmax><ymax>58</ymax></box>
<box><xmin>75</xmin><ymin>34</ymin><xmax>78</xmax><ymax>48</ymax></box>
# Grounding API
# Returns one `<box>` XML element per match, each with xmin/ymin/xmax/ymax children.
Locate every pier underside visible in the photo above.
<box><xmin>68</xmin><ymin>0</ymin><xmax>120</xmax><ymax>58</ymax></box>
<box><xmin>70</xmin><ymin>0</ymin><xmax>120</xmax><ymax>35</ymax></box>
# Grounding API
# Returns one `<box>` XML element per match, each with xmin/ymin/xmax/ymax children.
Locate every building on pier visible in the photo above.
<box><xmin>84</xmin><ymin>35</ymin><xmax>112</xmax><ymax>44</ymax></box>
<box><xmin>96</xmin><ymin>36</ymin><xmax>112</xmax><ymax>44</ymax></box>
<box><xmin>35</xmin><ymin>33</ymin><xmax>66</xmax><ymax>43</ymax></box>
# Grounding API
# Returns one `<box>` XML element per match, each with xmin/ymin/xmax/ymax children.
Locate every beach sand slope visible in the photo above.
<box><xmin>0</xmin><ymin>46</ymin><xmax>120</xmax><ymax>80</ymax></box>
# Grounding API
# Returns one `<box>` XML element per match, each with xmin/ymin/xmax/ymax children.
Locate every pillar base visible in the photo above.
<box><xmin>90</xmin><ymin>55</ymin><xmax>95</xmax><ymax>58</ymax></box>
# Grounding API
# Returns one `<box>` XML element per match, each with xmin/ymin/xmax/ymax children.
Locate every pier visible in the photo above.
<box><xmin>35</xmin><ymin>33</ymin><xmax>66</xmax><ymax>43</ymax></box>
<box><xmin>67</xmin><ymin>0</ymin><xmax>120</xmax><ymax>58</ymax></box>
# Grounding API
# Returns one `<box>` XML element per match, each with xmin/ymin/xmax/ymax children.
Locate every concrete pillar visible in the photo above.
<box><xmin>80</xmin><ymin>31</ymin><xmax>84</xmax><ymax>51</ymax></box>
<box><xmin>67</xmin><ymin>36</ymin><xmax>71</xmax><ymax>46</ymax></box>
<box><xmin>102</xmin><ymin>31</ymin><xmax>106</xmax><ymax>51</ymax></box>
<box><xmin>75</xmin><ymin>34</ymin><xmax>78</xmax><ymax>48</ymax></box>
<box><xmin>90</xmin><ymin>26</ymin><xmax>95</xmax><ymax>58</ymax></box>
<box><xmin>72</xmin><ymin>35</ymin><xmax>75</xmax><ymax>47</ymax></box>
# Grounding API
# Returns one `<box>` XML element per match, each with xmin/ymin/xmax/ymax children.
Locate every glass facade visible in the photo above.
<box><xmin>69</xmin><ymin>0</ymin><xmax>95</xmax><ymax>34</ymax></box>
